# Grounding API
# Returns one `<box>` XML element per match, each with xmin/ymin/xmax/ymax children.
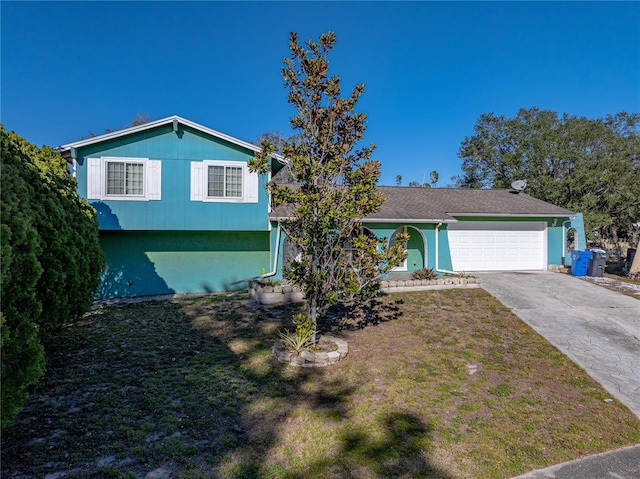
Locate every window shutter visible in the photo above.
<box><xmin>146</xmin><ymin>160</ymin><xmax>162</xmax><ymax>200</ymax></box>
<box><xmin>87</xmin><ymin>158</ymin><xmax>102</xmax><ymax>199</ymax></box>
<box><xmin>245</xmin><ymin>168</ymin><xmax>259</xmax><ymax>203</ymax></box>
<box><xmin>190</xmin><ymin>162</ymin><xmax>204</xmax><ymax>201</ymax></box>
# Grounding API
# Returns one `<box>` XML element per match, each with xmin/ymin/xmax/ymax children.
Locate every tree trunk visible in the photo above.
<box><xmin>309</xmin><ymin>296</ymin><xmax>318</xmax><ymax>344</ymax></box>
<box><xmin>629</xmin><ymin>240</ymin><xmax>640</xmax><ymax>279</ymax></box>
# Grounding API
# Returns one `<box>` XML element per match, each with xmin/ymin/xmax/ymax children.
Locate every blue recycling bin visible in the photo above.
<box><xmin>570</xmin><ymin>250</ymin><xmax>592</xmax><ymax>276</ymax></box>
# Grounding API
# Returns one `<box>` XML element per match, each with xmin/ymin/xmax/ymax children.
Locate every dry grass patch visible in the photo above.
<box><xmin>2</xmin><ymin>289</ymin><xmax>638</xmax><ymax>479</ymax></box>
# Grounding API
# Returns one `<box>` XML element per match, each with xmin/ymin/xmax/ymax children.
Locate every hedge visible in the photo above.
<box><xmin>1</xmin><ymin>126</ymin><xmax>104</xmax><ymax>429</ymax></box>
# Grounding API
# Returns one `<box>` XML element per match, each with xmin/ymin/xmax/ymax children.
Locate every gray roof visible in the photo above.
<box><xmin>269</xmin><ymin>186</ymin><xmax>575</xmax><ymax>223</ymax></box>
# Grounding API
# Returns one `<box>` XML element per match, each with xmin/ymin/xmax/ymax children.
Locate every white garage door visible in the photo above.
<box><xmin>448</xmin><ymin>222</ymin><xmax>547</xmax><ymax>272</ymax></box>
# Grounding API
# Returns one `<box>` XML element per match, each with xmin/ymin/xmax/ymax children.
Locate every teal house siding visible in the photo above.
<box><xmin>60</xmin><ymin>116</ymin><xmax>279</xmax><ymax>299</ymax></box>
<box><xmin>363</xmin><ymin>223</ymin><xmax>436</xmax><ymax>275</ymax></box>
<box><xmin>62</xmin><ymin>117</ymin><xmax>586</xmax><ymax>299</ymax></box>
<box><xmin>436</xmin><ymin>224</ymin><xmax>454</xmax><ymax>272</ymax></box>
<box><xmin>73</xmin><ymin>123</ymin><xmax>269</xmax><ymax>231</ymax></box>
<box><xmin>561</xmin><ymin>213</ymin><xmax>587</xmax><ymax>266</ymax></box>
<box><xmin>98</xmin><ymin>231</ymin><xmax>270</xmax><ymax>298</ymax></box>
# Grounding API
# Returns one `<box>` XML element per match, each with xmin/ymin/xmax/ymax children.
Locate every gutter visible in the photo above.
<box><xmin>435</xmin><ymin>222</ymin><xmax>457</xmax><ymax>275</ymax></box>
<box><xmin>447</xmin><ymin>212</ymin><xmax>571</xmax><ymax>218</ymax></box>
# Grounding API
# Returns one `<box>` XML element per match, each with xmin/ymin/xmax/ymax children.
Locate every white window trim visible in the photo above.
<box><xmin>391</xmin><ymin>226</ymin><xmax>408</xmax><ymax>271</ymax></box>
<box><xmin>87</xmin><ymin>156</ymin><xmax>161</xmax><ymax>201</ymax></box>
<box><xmin>203</xmin><ymin>160</ymin><xmax>245</xmax><ymax>203</ymax></box>
<box><xmin>104</xmin><ymin>157</ymin><xmax>147</xmax><ymax>200</ymax></box>
<box><xmin>190</xmin><ymin>160</ymin><xmax>259</xmax><ymax>204</ymax></box>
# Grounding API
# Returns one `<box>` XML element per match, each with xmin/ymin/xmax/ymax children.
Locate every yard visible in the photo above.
<box><xmin>2</xmin><ymin>288</ymin><xmax>639</xmax><ymax>479</ymax></box>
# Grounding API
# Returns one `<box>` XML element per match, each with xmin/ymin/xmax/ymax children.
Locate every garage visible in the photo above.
<box><xmin>447</xmin><ymin>221</ymin><xmax>547</xmax><ymax>272</ymax></box>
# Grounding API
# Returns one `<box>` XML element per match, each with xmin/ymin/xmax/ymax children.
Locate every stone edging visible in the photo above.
<box><xmin>250</xmin><ymin>277</ymin><xmax>482</xmax><ymax>306</ymax></box>
<box><xmin>379</xmin><ymin>276</ymin><xmax>482</xmax><ymax>293</ymax></box>
<box><xmin>272</xmin><ymin>335</ymin><xmax>348</xmax><ymax>367</ymax></box>
<box><xmin>249</xmin><ymin>281</ymin><xmax>304</xmax><ymax>305</ymax></box>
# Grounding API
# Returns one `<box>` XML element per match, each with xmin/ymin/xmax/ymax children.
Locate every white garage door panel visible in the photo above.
<box><xmin>448</xmin><ymin>222</ymin><xmax>546</xmax><ymax>271</ymax></box>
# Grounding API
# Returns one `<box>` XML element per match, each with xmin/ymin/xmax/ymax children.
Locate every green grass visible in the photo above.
<box><xmin>2</xmin><ymin>289</ymin><xmax>638</xmax><ymax>478</ymax></box>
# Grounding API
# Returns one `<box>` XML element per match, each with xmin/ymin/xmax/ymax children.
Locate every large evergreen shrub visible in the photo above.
<box><xmin>1</xmin><ymin>126</ymin><xmax>104</xmax><ymax>429</ymax></box>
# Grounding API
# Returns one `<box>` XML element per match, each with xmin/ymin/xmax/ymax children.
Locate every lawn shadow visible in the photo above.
<box><xmin>0</xmin><ymin>293</ymin><xmax>453</xmax><ymax>478</ymax></box>
<box><xmin>282</xmin><ymin>410</ymin><xmax>454</xmax><ymax>479</ymax></box>
<box><xmin>323</xmin><ymin>296</ymin><xmax>404</xmax><ymax>331</ymax></box>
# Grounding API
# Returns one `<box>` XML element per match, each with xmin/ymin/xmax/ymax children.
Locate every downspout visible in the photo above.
<box><xmin>260</xmin><ymin>221</ymin><xmax>282</xmax><ymax>279</ymax></box>
<box><xmin>229</xmin><ymin>221</ymin><xmax>282</xmax><ymax>285</ymax></box>
<box><xmin>435</xmin><ymin>222</ymin><xmax>457</xmax><ymax>275</ymax></box>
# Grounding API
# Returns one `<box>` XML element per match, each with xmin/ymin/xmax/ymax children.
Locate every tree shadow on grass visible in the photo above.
<box><xmin>0</xmin><ymin>293</ymin><xmax>453</xmax><ymax>479</ymax></box>
<box><xmin>281</xmin><ymin>410</ymin><xmax>453</xmax><ymax>479</ymax></box>
<box><xmin>322</xmin><ymin>296</ymin><xmax>404</xmax><ymax>331</ymax></box>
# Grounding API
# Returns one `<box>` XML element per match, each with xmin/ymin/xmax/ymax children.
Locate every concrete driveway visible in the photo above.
<box><xmin>478</xmin><ymin>271</ymin><xmax>640</xmax><ymax>418</ymax></box>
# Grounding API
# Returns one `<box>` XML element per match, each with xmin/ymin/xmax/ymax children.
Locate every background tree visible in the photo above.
<box><xmin>1</xmin><ymin>127</ymin><xmax>104</xmax><ymax>429</ymax></box>
<box><xmin>131</xmin><ymin>112</ymin><xmax>152</xmax><ymax>126</ymax></box>
<box><xmin>429</xmin><ymin>170</ymin><xmax>439</xmax><ymax>187</ymax></box>
<box><xmin>250</xmin><ymin>32</ymin><xmax>407</xmax><ymax>334</ymax></box>
<box><xmin>92</xmin><ymin>112</ymin><xmax>153</xmax><ymax>136</ymax></box>
<box><xmin>395</xmin><ymin>174</ymin><xmax>402</xmax><ymax>186</ymax></box>
<box><xmin>458</xmin><ymin>108</ymin><xmax>640</xmax><ymax>242</ymax></box>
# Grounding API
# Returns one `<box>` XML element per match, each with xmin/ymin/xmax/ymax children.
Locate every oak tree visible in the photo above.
<box><xmin>458</xmin><ymin>108</ymin><xmax>640</xmax><ymax>242</ymax></box>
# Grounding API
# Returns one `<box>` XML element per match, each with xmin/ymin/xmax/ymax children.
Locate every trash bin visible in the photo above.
<box><xmin>570</xmin><ymin>250</ymin><xmax>592</xmax><ymax>276</ymax></box>
<box><xmin>587</xmin><ymin>248</ymin><xmax>607</xmax><ymax>277</ymax></box>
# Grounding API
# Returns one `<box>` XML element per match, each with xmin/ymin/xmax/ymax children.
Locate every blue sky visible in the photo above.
<box><xmin>2</xmin><ymin>1</ymin><xmax>638</xmax><ymax>186</ymax></box>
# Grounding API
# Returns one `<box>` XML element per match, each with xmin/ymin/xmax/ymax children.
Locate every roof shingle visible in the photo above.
<box><xmin>269</xmin><ymin>186</ymin><xmax>574</xmax><ymax>222</ymax></box>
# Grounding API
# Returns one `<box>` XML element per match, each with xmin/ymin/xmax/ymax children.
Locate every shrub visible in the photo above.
<box><xmin>277</xmin><ymin>313</ymin><xmax>315</xmax><ymax>354</ymax></box>
<box><xmin>1</xmin><ymin>126</ymin><xmax>104</xmax><ymax>429</ymax></box>
<box><xmin>412</xmin><ymin>268</ymin><xmax>436</xmax><ymax>280</ymax></box>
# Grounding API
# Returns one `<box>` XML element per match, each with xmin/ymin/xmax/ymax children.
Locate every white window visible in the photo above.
<box><xmin>86</xmin><ymin>157</ymin><xmax>161</xmax><ymax>201</ymax></box>
<box><xmin>208</xmin><ymin>164</ymin><xmax>243</xmax><ymax>198</ymax></box>
<box><xmin>190</xmin><ymin>160</ymin><xmax>258</xmax><ymax>203</ymax></box>
<box><xmin>106</xmin><ymin>160</ymin><xmax>144</xmax><ymax>196</ymax></box>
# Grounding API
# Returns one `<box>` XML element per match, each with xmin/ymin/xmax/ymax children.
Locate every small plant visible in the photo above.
<box><xmin>412</xmin><ymin>268</ymin><xmax>436</xmax><ymax>280</ymax></box>
<box><xmin>277</xmin><ymin>313</ymin><xmax>315</xmax><ymax>354</ymax></box>
<box><xmin>458</xmin><ymin>271</ymin><xmax>474</xmax><ymax>279</ymax></box>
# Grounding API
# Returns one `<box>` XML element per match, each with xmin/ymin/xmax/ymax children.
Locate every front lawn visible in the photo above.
<box><xmin>2</xmin><ymin>289</ymin><xmax>638</xmax><ymax>478</ymax></box>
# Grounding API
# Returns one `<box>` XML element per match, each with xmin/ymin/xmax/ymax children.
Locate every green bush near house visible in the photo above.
<box><xmin>1</xmin><ymin>126</ymin><xmax>104</xmax><ymax>429</ymax></box>
<box><xmin>412</xmin><ymin>268</ymin><xmax>437</xmax><ymax>280</ymax></box>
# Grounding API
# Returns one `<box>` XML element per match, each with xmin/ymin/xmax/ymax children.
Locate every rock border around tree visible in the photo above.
<box><xmin>272</xmin><ymin>335</ymin><xmax>348</xmax><ymax>368</ymax></box>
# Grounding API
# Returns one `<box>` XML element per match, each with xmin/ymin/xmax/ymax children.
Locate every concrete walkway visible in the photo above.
<box><xmin>478</xmin><ymin>271</ymin><xmax>640</xmax><ymax>418</ymax></box>
<box><xmin>512</xmin><ymin>444</ymin><xmax>640</xmax><ymax>479</ymax></box>
<box><xmin>479</xmin><ymin>272</ymin><xmax>640</xmax><ymax>479</ymax></box>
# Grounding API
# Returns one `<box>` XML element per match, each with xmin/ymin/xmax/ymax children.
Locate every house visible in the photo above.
<box><xmin>270</xmin><ymin>187</ymin><xmax>585</xmax><ymax>279</ymax></box>
<box><xmin>59</xmin><ymin>116</ymin><xmax>284</xmax><ymax>298</ymax></box>
<box><xmin>60</xmin><ymin>115</ymin><xmax>586</xmax><ymax>299</ymax></box>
